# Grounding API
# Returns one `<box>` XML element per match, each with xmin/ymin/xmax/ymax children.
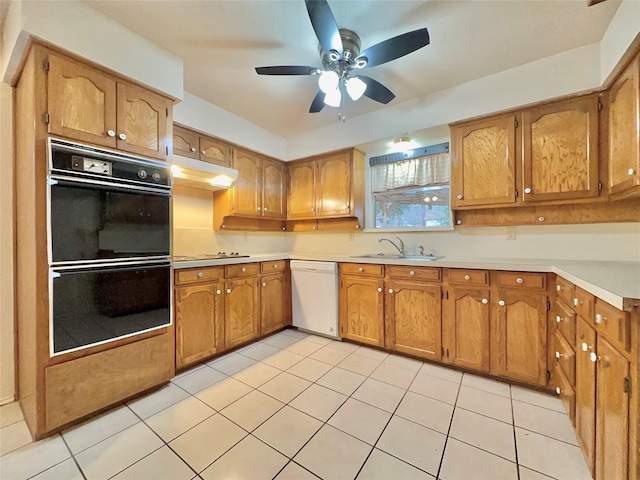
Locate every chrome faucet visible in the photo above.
<box><xmin>379</xmin><ymin>237</ymin><xmax>406</xmax><ymax>255</ymax></box>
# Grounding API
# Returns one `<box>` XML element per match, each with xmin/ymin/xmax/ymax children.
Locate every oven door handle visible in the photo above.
<box><xmin>49</xmin><ymin>174</ymin><xmax>171</xmax><ymax>196</ymax></box>
<box><xmin>51</xmin><ymin>261</ymin><xmax>171</xmax><ymax>275</ymax></box>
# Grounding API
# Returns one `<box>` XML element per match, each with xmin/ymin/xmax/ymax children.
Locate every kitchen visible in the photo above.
<box><xmin>1</xmin><ymin>0</ymin><xmax>640</xmax><ymax>479</ymax></box>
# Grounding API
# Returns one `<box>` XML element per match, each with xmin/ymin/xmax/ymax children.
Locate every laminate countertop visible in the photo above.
<box><xmin>173</xmin><ymin>253</ymin><xmax>640</xmax><ymax>311</ymax></box>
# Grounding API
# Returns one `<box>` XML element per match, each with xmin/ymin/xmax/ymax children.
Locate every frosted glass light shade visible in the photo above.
<box><xmin>346</xmin><ymin>76</ymin><xmax>367</xmax><ymax>101</ymax></box>
<box><xmin>318</xmin><ymin>71</ymin><xmax>339</xmax><ymax>94</ymax></box>
<box><xmin>324</xmin><ymin>89</ymin><xmax>342</xmax><ymax>107</ymax></box>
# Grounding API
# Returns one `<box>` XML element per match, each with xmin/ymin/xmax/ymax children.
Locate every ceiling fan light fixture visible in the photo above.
<box><xmin>324</xmin><ymin>89</ymin><xmax>342</xmax><ymax>107</ymax></box>
<box><xmin>318</xmin><ymin>70</ymin><xmax>339</xmax><ymax>94</ymax></box>
<box><xmin>394</xmin><ymin>136</ymin><xmax>412</xmax><ymax>150</ymax></box>
<box><xmin>346</xmin><ymin>76</ymin><xmax>367</xmax><ymax>101</ymax></box>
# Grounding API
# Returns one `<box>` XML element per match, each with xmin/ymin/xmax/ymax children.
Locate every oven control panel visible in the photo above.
<box><xmin>72</xmin><ymin>156</ymin><xmax>113</xmax><ymax>176</ymax></box>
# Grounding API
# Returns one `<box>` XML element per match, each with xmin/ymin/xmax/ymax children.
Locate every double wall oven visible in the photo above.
<box><xmin>47</xmin><ymin>138</ymin><xmax>172</xmax><ymax>356</ymax></box>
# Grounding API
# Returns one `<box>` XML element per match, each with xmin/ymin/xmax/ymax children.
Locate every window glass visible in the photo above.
<box><xmin>374</xmin><ymin>185</ymin><xmax>451</xmax><ymax>228</ymax></box>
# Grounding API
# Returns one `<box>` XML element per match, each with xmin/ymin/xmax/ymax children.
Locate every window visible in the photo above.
<box><xmin>370</xmin><ymin>144</ymin><xmax>451</xmax><ymax>230</ymax></box>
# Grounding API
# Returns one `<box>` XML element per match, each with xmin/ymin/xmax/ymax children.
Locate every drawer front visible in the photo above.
<box><xmin>341</xmin><ymin>263</ymin><xmax>384</xmax><ymax>277</ymax></box>
<box><xmin>448</xmin><ymin>269</ymin><xmax>489</xmax><ymax>286</ymax></box>
<box><xmin>553</xmin><ymin>363</ymin><xmax>575</xmax><ymax>426</ymax></box>
<box><xmin>595</xmin><ymin>299</ymin><xmax>631</xmax><ymax>352</ymax></box>
<box><xmin>261</xmin><ymin>260</ymin><xmax>288</xmax><ymax>273</ymax></box>
<box><xmin>386</xmin><ymin>266</ymin><xmax>441</xmax><ymax>282</ymax></box>
<box><xmin>175</xmin><ymin>267</ymin><xmax>224</xmax><ymax>285</ymax></box>
<box><xmin>495</xmin><ymin>271</ymin><xmax>546</xmax><ymax>289</ymax></box>
<box><xmin>572</xmin><ymin>286</ymin><xmax>594</xmax><ymax>320</ymax></box>
<box><xmin>554</xmin><ymin>330</ymin><xmax>576</xmax><ymax>385</ymax></box>
<box><xmin>225</xmin><ymin>263</ymin><xmax>260</xmax><ymax>278</ymax></box>
<box><xmin>555</xmin><ymin>276</ymin><xmax>575</xmax><ymax>306</ymax></box>
<box><xmin>555</xmin><ymin>300</ymin><xmax>577</xmax><ymax>347</ymax></box>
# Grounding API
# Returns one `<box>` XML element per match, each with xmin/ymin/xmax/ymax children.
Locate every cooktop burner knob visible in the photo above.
<box><xmin>137</xmin><ymin>169</ymin><xmax>148</xmax><ymax>179</ymax></box>
<box><xmin>152</xmin><ymin>171</ymin><xmax>161</xmax><ymax>181</ymax></box>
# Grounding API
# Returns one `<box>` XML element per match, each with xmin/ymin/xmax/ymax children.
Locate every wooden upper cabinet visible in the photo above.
<box><xmin>316</xmin><ymin>152</ymin><xmax>351</xmax><ymax>217</ymax></box>
<box><xmin>522</xmin><ymin>95</ymin><xmax>600</xmax><ymax>202</ymax></box>
<box><xmin>608</xmin><ymin>52</ymin><xmax>640</xmax><ymax>197</ymax></box>
<box><xmin>288</xmin><ymin>160</ymin><xmax>316</xmax><ymax>219</ymax></box>
<box><xmin>172</xmin><ymin>124</ymin><xmax>199</xmax><ymax>159</ymax></box>
<box><xmin>200</xmin><ymin>137</ymin><xmax>232</xmax><ymax>167</ymax></box>
<box><xmin>232</xmin><ymin>149</ymin><xmax>262</xmax><ymax>216</ymax></box>
<box><xmin>451</xmin><ymin>114</ymin><xmax>516</xmax><ymax>208</ymax></box>
<box><xmin>339</xmin><ymin>275</ymin><xmax>384</xmax><ymax>346</ymax></box>
<box><xmin>262</xmin><ymin>158</ymin><xmax>286</xmax><ymax>218</ymax></box>
<box><xmin>47</xmin><ymin>54</ymin><xmax>117</xmax><ymax>148</ymax></box>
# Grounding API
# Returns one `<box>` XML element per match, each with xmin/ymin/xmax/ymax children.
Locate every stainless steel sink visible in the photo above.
<box><xmin>351</xmin><ymin>254</ymin><xmax>443</xmax><ymax>261</ymax></box>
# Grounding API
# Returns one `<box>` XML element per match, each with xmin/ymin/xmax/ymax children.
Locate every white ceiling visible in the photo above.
<box><xmin>83</xmin><ymin>0</ymin><xmax>620</xmax><ymax>139</ymax></box>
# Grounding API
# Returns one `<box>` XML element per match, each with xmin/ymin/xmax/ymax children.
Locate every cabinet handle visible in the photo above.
<box><xmin>573</xmin><ymin>298</ymin><xmax>580</xmax><ymax>307</ymax></box>
<box><xmin>241</xmin><ymin>267</ymin><xmax>246</xmax><ymax>272</ymax></box>
<box><xmin>312</xmin><ymin>226</ymin><xmax>317</xmax><ymax>230</ymax></box>
<box><xmin>262</xmin><ymin>282</ymin><xmax>267</xmax><ymax>287</ymax></box>
<box><xmin>481</xmin><ymin>298</ymin><xmax>488</xmax><ymax>304</ymax></box>
<box><xmin>216</xmin><ymin>289</ymin><xmax>221</xmax><ymax>294</ymax></box>
<box><xmin>457</xmin><ymin>194</ymin><xmax>463</xmax><ymax>200</ymax></box>
<box><xmin>201</xmin><ymin>150</ymin><xmax>207</xmax><ymax>155</ymax></box>
<box><xmin>107</xmin><ymin>130</ymin><xmax>115</xmax><ymax>137</ymax></box>
<box><xmin>409</xmin><ymin>271</ymin><xmax>415</xmax><ymax>276</ymax></box>
<box><xmin>581</xmin><ymin>342</ymin><xmax>591</xmax><ymax>352</ymax></box>
<box><xmin>274</xmin><ymin>264</ymin><xmax>278</xmax><ymax>268</ymax></box>
<box><xmin>464</xmin><ymin>274</ymin><xmax>470</xmax><ymax>281</ymax></box>
<box><xmin>456</xmin><ymin>220</ymin><xmax>462</xmax><ymax>225</ymax></box>
<box><xmin>594</xmin><ymin>313</ymin><xmax>603</xmax><ymax>324</ymax></box>
<box><xmin>388</xmin><ymin>289</ymin><xmax>394</xmax><ymax>294</ymax></box>
<box><xmin>226</xmin><ymin>288</ymin><xmax>232</xmax><ymax>294</ymax></box>
<box><xmin>358</xmin><ymin>267</ymin><xmax>364</xmax><ymax>272</ymax></box>
<box><xmin>197</xmin><ymin>272</ymin><xmax>203</xmax><ymax>278</ymax></box>
<box><xmin>516</xmin><ymin>277</ymin><xmax>524</xmax><ymax>284</ymax></box>
<box><xmin>377</xmin><ymin>287</ymin><xmax>382</xmax><ymax>293</ymax></box>
<box><xmin>556</xmin><ymin>315</ymin><xmax>562</xmax><ymax>323</ymax></box>
<box><xmin>344</xmin><ymin>205</ymin><xmax>349</xmax><ymax>209</ymax></box>
<box><xmin>191</xmin><ymin>147</ymin><xmax>196</xmax><ymax>152</ymax></box>
<box><xmin>257</xmin><ymin>207</ymin><xmax>261</xmax><ymax>211</ymax></box>
<box><xmin>311</xmin><ymin>208</ymin><xmax>315</xmax><ymax>212</ymax></box>
<box><xmin>629</xmin><ymin>168</ymin><xmax>636</xmax><ymax>176</ymax></box>
<box><xmin>264</xmin><ymin>208</ymin><xmax>268</xmax><ymax>211</ymax></box>
<box><xmin>498</xmin><ymin>300</ymin><xmax>505</xmax><ymax>306</ymax></box>
<box><xmin>538</xmin><ymin>216</ymin><xmax>545</xmax><ymax>222</ymax></box>
<box><xmin>556</xmin><ymin>285</ymin><xmax>562</xmax><ymax>291</ymax></box>
<box><xmin>590</xmin><ymin>352</ymin><xmax>600</xmax><ymax>363</ymax></box>
<box><xmin>555</xmin><ymin>351</ymin><xmax>562</xmax><ymax>359</ymax></box>
<box><xmin>556</xmin><ymin>387</ymin><xmax>561</xmax><ymax>395</ymax></box>
<box><xmin>524</xmin><ymin>187</ymin><xmax>532</xmax><ymax>194</ymax></box>
<box><xmin>118</xmin><ymin>133</ymin><xmax>127</xmax><ymax>140</ymax></box>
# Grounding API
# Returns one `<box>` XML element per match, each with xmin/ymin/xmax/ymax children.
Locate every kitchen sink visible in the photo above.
<box><xmin>351</xmin><ymin>254</ymin><xmax>443</xmax><ymax>261</ymax></box>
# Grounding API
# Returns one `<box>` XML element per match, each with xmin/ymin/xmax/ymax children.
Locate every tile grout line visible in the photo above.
<box><xmin>510</xmin><ymin>385</ymin><xmax>522</xmax><ymax>480</ymax></box>
<box><xmin>434</xmin><ymin>372</ymin><xmax>465</xmax><ymax>479</ymax></box>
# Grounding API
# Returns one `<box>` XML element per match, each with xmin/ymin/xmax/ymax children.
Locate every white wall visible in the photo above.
<box><xmin>600</xmin><ymin>0</ymin><xmax>640</xmax><ymax>84</ymax></box>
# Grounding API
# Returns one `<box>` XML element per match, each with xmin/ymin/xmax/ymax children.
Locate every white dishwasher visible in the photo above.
<box><xmin>290</xmin><ymin>260</ymin><xmax>339</xmax><ymax>339</ymax></box>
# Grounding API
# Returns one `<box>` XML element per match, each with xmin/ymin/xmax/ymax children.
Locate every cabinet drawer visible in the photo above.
<box><xmin>495</xmin><ymin>271</ymin><xmax>546</xmax><ymax>289</ymax></box>
<box><xmin>175</xmin><ymin>267</ymin><xmax>224</xmax><ymax>285</ymax></box>
<box><xmin>595</xmin><ymin>299</ymin><xmax>631</xmax><ymax>352</ymax></box>
<box><xmin>341</xmin><ymin>263</ymin><xmax>384</xmax><ymax>277</ymax></box>
<box><xmin>448</xmin><ymin>269</ymin><xmax>489</xmax><ymax>286</ymax></box>
<box><xmin>554</xmin><ymin>330</ymin><xmax>576</xmax><ymax>385</ymax></box>
<box><xmin>261</xmin><ymin>260</ymin><xmax>287</xmax><ymax>273</ymax></box>
<box><xmin>386</xmin><ymin>266</ymin><xmax>441</xmax><ymax>282</ymax></box>
<box><xmin>571</xmin><ymin>286</ymin><xmax>594</xmax><ymax>320</ymax></box>
<box><xmin>225</xmin><ymin>263</ymin><xmax>260</xmax><ymax>278</ymax></box>
<box><xmin>555</xmin><ymin>300</ymin><xmax>577</xmax><ymax>347</ymax></box>
<box><xmin>555</xmin><ymin>277</ymin><xmax>575</xmax><ymax>306</ymax></box>
<box><xmin>553</xmin><ymin>363</ymin><xmax>575</xmax><ymax>425</ymax></box>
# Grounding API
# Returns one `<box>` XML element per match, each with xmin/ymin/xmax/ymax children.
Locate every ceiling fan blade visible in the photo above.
<box><xmin>356</xmin><ymin>28</ymin><xmax>430</xmax><ymax>68</ymax></box>
<box><xmin>305</xmin><ymin>0</ymin><xmax>343</xmax><ymax>57</ymax></box>
<box><xmin>309</xmin><ymin>91</ymin><xmax>325</xmax><ymax>113</ymax></box>
<box><xmin>359</xmin><ymin>75</ymin><xmax>395</xmax><ymax>104</ymax></box>
<box><xmin>255</xmin><ymin>66</ymin><xmax>318</xmax><ymax>75</ymax></box>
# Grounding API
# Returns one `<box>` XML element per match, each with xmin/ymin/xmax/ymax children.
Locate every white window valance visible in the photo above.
<box><xmin>371</xmin><ymin>152</ymin><xmax>450</xmax><ymax>193</ymax></box>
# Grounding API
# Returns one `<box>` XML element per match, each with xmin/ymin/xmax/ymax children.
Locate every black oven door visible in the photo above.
<box><xmin>50</xmin><ymin>262</ymin><xmax>171</xmax><ymax>356</ymax></box>
<box><xmin>49</xmin><ymin>176</ymin><xmax>170</xmax><ymax>265</ymax></box>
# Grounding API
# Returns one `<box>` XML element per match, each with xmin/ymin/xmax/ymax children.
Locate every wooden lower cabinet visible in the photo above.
<box><xmin>575</xmin><ymin>316</ymin><xmax>597</xmax><ymax>474</ymax></box>
<box><xmin>339</xmin><ymin>275</ymin><xmax>384</xmax><ymax>346</ymax></box>
<box><xmin>225</xmin><ymin>277</ymin><xmax>260</xmax><ymax>348</ymax></box>
<box><xmin>260</xmin><ymin>272</ymin><xmax>289</xmax><ymax>336</ymax></box>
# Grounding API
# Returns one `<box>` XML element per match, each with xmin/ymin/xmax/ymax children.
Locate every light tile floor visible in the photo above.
<box><xmin>0</xmin><ymin>329</ymin><xmax>592</xmax><ymax>480</ymax></box>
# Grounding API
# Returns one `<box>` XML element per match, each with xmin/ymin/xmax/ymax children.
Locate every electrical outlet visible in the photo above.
<box><xmin>506</xmin><ymin>227</ymin><xmax>516</xmax><ymax>240</ymax></box>
<box><xmin>348</xmin><ymin>232</ymin><xmax>354</xmax><ymax>241</ymax></box>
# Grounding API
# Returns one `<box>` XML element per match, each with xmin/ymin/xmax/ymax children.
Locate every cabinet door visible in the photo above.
<box><xmin>200</xmin><ymin>137</ymin><xmax>231</xmax><ymax>167</ymax></box>
<box><xmin>262</xmin><ymin>158</ymin><xmax>286</xmax><ymax>219</ymax></box>
<box><xmin>173</xmin><ymin>125</ymin><xmax>199</xmax><ymax>159</ymax></box>
<box><xmin>609</xmin><ymin>53</ymin><xmax>640</xmax><ymax>196</ymax></box>
<box><xmin>386</xmin><ymin>280</ymin><xmax>441</xmax><ymax>361</ymax></box>
<box><xmin>522</xmin><ymin>96</ymin><xmax>599</xmax><ymax>202</ymax></box>
<box><xmin>595</xmin><ymin>337</ymin><xmax>630</xmax><ymax>480</ymax></box>
<box><xmin>287</xmin><ymin>160</ymin><xmax>316</xmax><ymax>219</ymax></box>
<box><xmin>575</xmin><ymin>316</ymin><xmax>596</xmax><ymax>474</ymax></box>
<box><xmin>451</xmin><ymin>114</ymin><xmax>516</xmax><ymax>208</ymax></box>
<box><xmin>260</xmin><ymin>273</ymin><xmax>287</xmax><ymax>336</ymax></box>
<box><xmin>339</xmin><ymin>275</ymin><xmax>384</xmax><ymax>347</ymax></box>
<box><xmin>316</xmin><ymin>153</ymin><xmax>351</xmax><ymax>217</ymax></box>
<box><xmin>443</xmin><ymin>288</ymin><xmax>490</xmax><ymax>372</ymax></box>
<box><xmin>225</xmin><ymin>278</ymin><xmax>259</xmax><ymax>348</ymax></box>
<box><xmin>232</xmin><ymin>149</ymin><xmax>262</xmax><ymax>216</ymax></box>
<box><xmin>491</xmin><ymin>290</ymin><xmax>547</xmax><ymax>385</ymax></box>
<box><xmin>47</xmin><ymin>54</ymin><xmax>117</xmax><ymax>148</ymax></box>
<box><xmin>116</xmin><ymin>82</ymin><xmax>170</xmax><ymax>161</ymax></box>
<box><xmin>175</xmin><ymin>283</ymin><xmax>223</xmax><ymax>368</ymax></box>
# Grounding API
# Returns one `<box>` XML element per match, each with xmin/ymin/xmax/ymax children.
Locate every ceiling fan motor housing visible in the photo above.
<box><xmin>320</xmin><ymin>29</ymin><xmax>365</xmax><ymax>71</ymax></box>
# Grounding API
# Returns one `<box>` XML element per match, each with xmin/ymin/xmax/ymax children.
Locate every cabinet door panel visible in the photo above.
<box><xmin>339</xmin><ymin>276</ymin><xmax>384</xmax><ymax>346</ymax></box>
<box><xmin>225</xmin><ymin>278</ymin><xmax>259</xmax><ymax>348</ymax></box>
<box><xmin>200</xmin><ymin>137</ymin><xmax>231</xmax><ymax>167</ymax></box>
<box><xmin>288</xmin><ymin>161</ymin><xmax>316</xmax><ymax>219</ymax></box>
<box><xmin>232</xmin><ymin>149</ymin><xmax>262</xmax><ymax>216</ymax></box>
<box><xmin>316</xmin><ymin>153</ymin><xmax>351</xmax><ymax>217</ymax></box>
<box><xmin>173</xmin><ymin>125</ymin><xmax>199</xmax><ymax>159</ymax></box>
<box><xmin>262</xmin><ymin>158</ymin><xmax>286</xmax><ymax>218</ymax></box>
<box><xmin>575</xmin><ymin>316</ymin><xmax>596</xmax><ymax>475</ymax></box>
<box><xmin>445</xmin><ymin>288</ymin><xmax>490</xmax><ymax>371</ymax></box>
<box><xmin>260</xmin><ymin>273</ymin><xmax>287</xmax><ymax>336</ymax></box>
<box><xmin>48</xmin><ymin>54</ymin><xmax>117</xmax><ymax>148</ymax></box>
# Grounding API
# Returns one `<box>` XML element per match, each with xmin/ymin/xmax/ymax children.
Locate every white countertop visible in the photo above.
<box><xmin>173</xmin><ymin>253</ymin><xmax>640</xmax><ymax>310</ymax></box>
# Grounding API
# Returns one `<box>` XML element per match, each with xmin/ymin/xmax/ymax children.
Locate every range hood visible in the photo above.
<box><xmin>170</xmin><ymin>154</ymin><xmax>238</xmax><ymax>191</ymax></box>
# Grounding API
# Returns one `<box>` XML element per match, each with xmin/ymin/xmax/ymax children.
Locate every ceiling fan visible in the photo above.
<box><xmin>255</xmin><ymin>0</ymin><xmax>430</xmax><ymax>114</ymax></box>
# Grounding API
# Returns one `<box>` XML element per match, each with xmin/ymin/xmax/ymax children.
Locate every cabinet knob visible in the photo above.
<box><xmin>274</xmin><ymin>264</ymin><xmax>278</xmax><ymax>268</ymax></box>
<box><xmin>107</xmin><ymin>130</ymin><xmax>115</xmax><ymax>137</ymax></box>
<box><xmin>344</xmin><ymin>205</ymin><xmax>349</xmax><ymax>209</ymax></box>
<box><xmin>581</xmin><ymin>342</ymin><xmax>590</xmax><ymax>352</ymax></box>
<box><xmin>555</xmin><ymin>351</ymin><xmax>562</xmax><ymax>359</ymax></box>
<box><xmin>226</xmin><ymin>288</ymin><xmax>232</xmax><ymax>294</ymax></box>
<box><xmin>524</xmin><ymin>187</ymin><xmax>532</xmax><ymax>194</ymax></box>
<box><xmin>201</xmin><ymin>150</ymin><xmax>207</xmax><ymax>155</ymax></box>
<box><xmin>481</xmin><ymin>298</ymin><xmax>488</xmax><ymax>304</ymax></box>
<box><xmin>590</xmin><ymin>352</ymin><xmax>600</xmax><ymax>363</ymax></box>
<box><xmin>312</xmin><ymin>226</ymin><xmax>317</xmax><ymax>230</ymax></box>
<box><xmin>358</xmin><ymin>267</ymin><xmax>364</xmax><ymax>272</ymax></box>
<box><xmin>538</xmin><ymin>216</ymin><xmax>545</xmax><ymax>222</ymax></box>
<box><xmin>516</xmin><ymin>277</ymin><xmax>523</xmax><ymax>284</ymax></box>
<box><xmin>257</xmin><ymin>207</ymin><xmax>261</xmax><ymax>211</ymax></box>
<box><xmin>556</xmin><ymin>285</ymin><xmax>562</xmax><ymax>291</ymax></box>
<box><xmin>241</xmin><ymin>267</ymin><xmax>246</xmax><ymax>272</ymax></box>
<box><xmin>556</xmin><ymin>315</ymin><xmax>562</xmax><ymax>323</ymax></box>
<box><xmin>573</xmin><ymin>298</ymin><xmax>580</xmax><ymax>306</ymax></box>
<box><xmin>262</xmin><ymin>282</ymin><xmax>267</xmax><ymax>287</ymax></box>
<box><xmin>311</xmin><ymin>208</ymin><xmax>315</xmax><ymax>212</ymax></box>
<box><xmin>464</xmin><ymin>274</ymin><xmax>470</xmax><ymax>280</ymax></box>
<box><xmin>594</xmin><ymin>313</ymin><xmax>603</xmax><ymax>324</ymax></box>
<box><xmin>409</xmin><ymin>270</ymin><xmax>415</xmax><ymax>276</ymax></box>
<box><xmin>118</xmin><ymin>133</ymin><xmax>127</xmax><ymax>140</ymax></box>
<box><xmin>191</xmin><ymin>147</ymin><xmax>196</xmax><ymax>152</ymax></box>
<box><xmin>498</xmin><ymin>300</ymin><xmax>505</xmax><ymax>306</ymax></box>
<box><xmin>216</xmin><ymin>289</ymin><xmax>221</xmax><ymax>294</ymax></box>
<box><xmin>457</xmin><ymin>194</ymin><xmax>463</xmax><ymax>200</ymax></box>
<box><xmin>263</xmin><ymin>208</ymin><xmax>268</xmax><ymax>211</ymax></box>
<box><xmin>456</xmin><ymin>220</ymin><xmax>462</xmax><ymax>225</ymax></box>
<box><xmin>388</xmin><ymin>289</ymin><xmax>394</xmax><ymax>294</ymax></box>
<box><xmin>197</xmin><ymin>272</ymin><xmax>203</xmax><ymax>278</ymax></box>
<box><xmin>629</xmin><ymin>168</ymin><xmax>636</xmax><ymax>176</ymax></box>
<box><xmin>377</xmin><ymin>287</ymin><xmax>382</xmax><ymax>293</ymax></box>
<box><xmin>556</xmin><ymin>387</ymin><xmax>561</xmax><ymax>395</ymax></box>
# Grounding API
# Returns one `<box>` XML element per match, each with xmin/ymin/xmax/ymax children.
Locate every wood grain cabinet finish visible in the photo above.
<box><xmin>172</xmin><ymin>124</ymin><xmax>232</xmax><ymax>166</ymax></box>
<box><xmin>200</xmin><ymin>137</ymin><xmax>232</xmax><ymax>167</ymax></box>
<box><xmin>287</xmin><ymin>160</ymin><xmax>316</xmax><ymax>219</ymax></box>
<box><xmin>339</xmin><ymin>275</ymin><xmax>385</xmax><ymax>347</ymax></box>
<box><xmin>232</xmin><ymin>149</ymin><xmax>262</xmax><ymax>216</ymax></box>
<box><xmin>172</xmin><ymin>124</ymin><xmax>199</xmax><ymax>159</ymax></box>
<box><xmin>316</xmin><ymin>152</ymin><xmax>352</xmax><ymax>217</ymax></box>
<box><xmin>224</xmin><ymin>277</ymin><xmax>259</xmax><ymax>348</ymax></box>
<box><xmin>262</xmin><ymin>158</ymin><xmax>286</xmax><ymax>218</ymax></box>
<box><xmin>260</xmin><ymin>272</ymin><xmax>290</xmax><ymax>336</ymax></box>
<box><xmin>575</xmin><ymin>316</ymin><xmax>597</xmax><ymax>475</ymax></box>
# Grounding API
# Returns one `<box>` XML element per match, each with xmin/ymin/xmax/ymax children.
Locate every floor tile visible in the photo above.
<box><xmin>209</xmin><ymin>353</ymin><xmax>256</xmax><ymax>376</ymax></box>
<box><xmin>0</xmin><ymin>420</ymin><xmax>32</xmax><ymax>456</ymax></box>
<box><xmin>146</xmin><ymin>396</ymin><xmax>215</xmax><ymax>442</ymax></box>
<box><xmin>0</xmin><ymin>402</ymin><xmax>24</xmax><ymax>428</ymax></box>
<box><xmin>370</xmin><ymin>362</ymin><xmax>417</xmax><ymax>389</ymax></box>
<box><xmin>75</xmin><ymin>422</ymin><xmax>163</xmax><ymax>480</ymax></box>
<box><xmin>462</xmin><ymin>373</ymin><xmax>511</xmax><ymax>398</ymax></box>
<box><xmin>232</xmin><ymin>362</ymin><xmax>281</xmax><ymax>387</ymax></box>
<box><xmin>169</xmin><ymin>414</ymin><xmax>247</xmax><ymax>473</ymax></box>
<box><xmin>383</xmin><ymin>354</ymin><xmax>424</xmax><ymax>372</ymax></box>
<box><xmin>289</xmin><ymin>384</ymin><xmax>347</xmax><ymax>422</ymax></box>
<box><xmin>200</xmin><ymin>435</ymin><xmax>288</xmax><ymax>480</ymax></box>
<box><xmin>294</xmin><ymin>424</ymin><xmax>372</xmax><ymax>480</ymax></box>
<box><xmin>309</xmin><ymin>345</ymin><xmax>352</xmax><ymax>365</ymax></box>
<box><xmin>284</xmin><ymin>339</ymin><xmax>324</xmax><ymax>356</ymax></box>
<box><xmin>220</xmin><ymin>390</ymin><xmax>284</xmax><ymax>431</ymax></box>
<box><xmin>352</xmin><ymin>378</ymin><xmax>406</xmax><ymax>413</ymax></box>
<box><xmin>195</xmin><ymin>376</ymin><xmax>253</xmax><ymax>411</ymax></box>
<box><xmin>449</xmin><ymin>407</ymin><xmax>516</xmax><ymax>461</ymax></box>
<box><xmin>253</xmin><ymin>406</ymin><xmax>323</xmax><ymax>457</ymax></box>
<box><xmin>328</xmin><ymin>398</ymin><xmax>391</xmax><ymax>445</ymax></box>
<box><xmin>511</xmin><ymin>385</ymin><xmax>565</xmax><ymax>413</ymax></box>
<box><xmin>172</xmin><ymin>366</ymin><xmax>227</xmax><ymax>394</ymax></box>
<box><xmin>0</xmin><ymin>434</ymin><xmax>70</xmax><ymax>480</ymax></box>
<box><xmin>262</xmin><ymin>349</ymin><xmax>305</xmax><ymax>370</ymax></box>
<box><xmin>519</xmin><ymin>466</ymin><xmax>555</xmax><ymax>479</ymax></box>
<box><xmin>238</xmin><ymin>342</ymin><xmax>281</xmax><ymax>361</ymax></box>
<box><xmin>172</xmin><ymin>365</ymin><xmax>206</xmax><ymax>381</ymax></box>
<box><xmin>409</xmin><ymin>372</ymin><xmax>460</xmax><ymax>405</ymax></box>
<box><xmin>279</xmin><ymin>328</ymin><xmax>309</xmax><ymax>339</ymax></box>
<box><xmin>352</xmin><ymin>346</ymin><xmax>389</xmax><ymax>362</ymax></box>
<box><xmin>262</xmin><ymin>333</ymin><xmax>301</xmax><ymax>349</ymax></box>
<box><xmin>258</xmin><ymin>372</ymin><xmax>311</xmax><ymax>403</ymax></box>
<box><xmin>327</xmin><ymin>340</ymin><xmax>360</xmax><ymax>352</ymax></box>
<box><xmin>128</xmin><ymin>383</ymin><xmax>191</xmax><ymax>419</ymax></box>
<box><xmin>303</xmin><ymin>335</ymin><xmax>334</xmax><ymax>345</ymax></box>
<box><xmin>439</xmin><ymin>438</ymin><xmax>518</xmax><ymax>480</ymax></box>
<box><xmin>62</xmin><ymin>405</ymin><xmax>139</xmax><ymax>454</ymax></box>
<box><xmin>357</xmin><ymin>448</ymin><xmax>434</xmax><ymax>480</ymax></box>
<box><xmin>112</xmin><ymin>445</ymin><xmax>195</xmax><ymax>480</ymax></box>
<box><xmin>516</xmin><ymin>428</ymin><xmax>591</xmax><ymax>479</ymax></box>
<box><xmin>337</xmin><ymin>353</ymin><xmax>382</xmax><ymax>376</ymax></box>
<box><xmin>30</xmin><ymin>458</ymin><xmax>83</xmax><ymax>480</ymax></box>
<box><xmin>419</xmin><ymin>362</ymin><xmax>463</xmax><ymax>383</ymax></box>
<box><xmin>316</xmin><ymin>367</ymin><xmax>366</xmax><ymax>395</ymax></box>
<box><xmin>376</xmin><ymin>416</ymin><xmax>446</xmax><ymax>476</ymax></box>
<box><xmin>275</xmin><ymin>461</ymin><xmax>319</xmax><ymax>480</ymax></box>
<box><xmin>456</xmin><ymin>385</ymin><xmax>513</xmax><ymax>423</ymax></box>
<box><xmin>286</xmin><ymin>358</ymin><xmax>333</xmax><ymax>382</ymax></box>
<box><xmin>395</xmin><ymin>391</ymin><xmax>454</xmax><ymax>435</ymax></box>
<box><xmin>513</xmin><ymin>399</ymin><xmax>578</xmax><ymax>445</ymax></box>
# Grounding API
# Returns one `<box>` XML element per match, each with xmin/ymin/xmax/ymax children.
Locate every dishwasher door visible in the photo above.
<box><xmin>290</xmin><ymin>260</ymin><xmax>339</xmax><ymax>339</ymax></box>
